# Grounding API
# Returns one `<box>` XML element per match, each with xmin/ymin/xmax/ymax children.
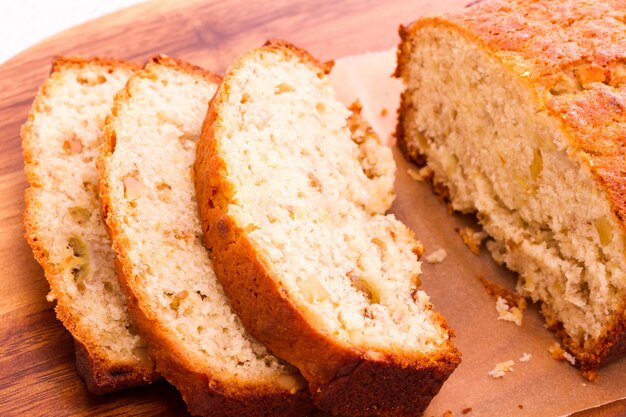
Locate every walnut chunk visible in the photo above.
<box><xmin>67</xmin><ymin>237</ymin><xmax>90</xmax><ymax>290</ymax></box>
<box><xmin>170</xmin><ymin>290</ymin><xmax>189</xmax><ymax>310</ymax></box>
<box><xmin>347</xmin><ymin>271</ymin><xmax>380</xmax><ymax>304</ymax></box>
<box><xmin>68</xmin><ymin>206</ymin><xmax>91</xmax><ymax>224</ymax></box>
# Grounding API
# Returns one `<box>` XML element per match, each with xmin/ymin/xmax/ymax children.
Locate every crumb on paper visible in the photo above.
<box><xmin>496</xmin><ymin>296</ymin><xmax>524</xmax><ymax>326</ymax></box>
<box><xmin>563</xmin><ymin>351</ymin><xmax>576</xmax><ymax>365</ymax></box>
<box><xmin>458</xmin><ymin>227</ymin><xmax>488</xmax><ymax>255</ymax></box>
<box><xmin>582</xmin><ymin>369</ymin><xmax>599</xmax><ymax>382</ymax></box>
<box><xmin>478</xmin><ymin>275</ymin><xmax>527</xmax><ymax>325</ymax></box>
<box><xmin>407</xmin><ymin>166</ymin><xmax>433</xmax><ymax>182</ymax></box>
<box><xmin>461</xmin><ymin>407</ymin><xmax>472</xmax><ymax>414</ymax></box>
<box><xmin>488</xmin><ymin>360</ymin><xmax>515</xmax><ymax>378</ymax></box>
<box><xmin>443</xmin><ymin>410</ymin><xmax>453</xmax><ymax>417</ymax></box>
<box><xmin>380</xmin><ymin>107</ymin><xmax>388</xmax><ymax>117</ymax></box>
<box><xmin>548</xmin><ymin>342</ymin><xmax>576</xmax><ymax>365</ymax></box>
<box><xmin>425</xmin><ymin>248</ymin><xmax>447</xmax><ymax>264</ymax></box>
<box><xmin>519</xmin><ymin>352</ymin><xmax>532</xmax><ymax>362</ymax></box>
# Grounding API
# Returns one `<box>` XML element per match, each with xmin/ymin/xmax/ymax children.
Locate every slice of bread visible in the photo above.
<box><xmin>22</xmin><ymin>57</ymin><xmax>158</xmax><ymax>393</ymax></box>
<box><xmin>396</xmin><ymin>0</ymin><xmax>626</xmax><ymax>370</ymax></box>
<box><xmin>97</xmin><ymin>56</ymin><xmax>314</xmax><ymax>417</ymax></box>
<box><xmin>195</xmin><ymin>41</ymin><xmax>460</xmax><ymax>417</ymax></box>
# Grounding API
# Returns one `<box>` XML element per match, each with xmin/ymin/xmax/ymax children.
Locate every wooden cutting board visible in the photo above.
<box><xmin>0</xmin><ymin>1</ymin><xmax>624</xmax><ymax>416</ymax></box>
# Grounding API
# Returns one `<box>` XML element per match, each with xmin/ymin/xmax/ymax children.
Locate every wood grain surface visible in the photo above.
<box><xmin>0</xmin><ymin>0</ymin><xmax>623</xmax><ymax>416</ymax></box>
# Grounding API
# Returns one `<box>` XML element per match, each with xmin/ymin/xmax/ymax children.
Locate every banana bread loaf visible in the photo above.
<box><xmin>396</xmin><ymin>0</ymin><xmax>626</xmax><ymax>370</ymax></box>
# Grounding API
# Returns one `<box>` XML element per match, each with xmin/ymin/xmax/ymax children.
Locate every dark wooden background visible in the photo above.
<box><xmin>0</xmin><ymin>0</ymin><xmax>624</xmax><ymax>416</ymax></box>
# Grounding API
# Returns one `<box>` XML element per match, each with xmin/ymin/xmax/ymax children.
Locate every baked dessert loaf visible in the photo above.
<box><xmin>22</xmin><ymin>57</ymin><xmax>158</xmax><ymax>393</ymax></box>
<box><xmin>97</xmin><ymin>55</ymin><xmax>314</xmax><ymax>417</ymax></box>
<box><xmin>195</xmin><ymin>41</ymin><xmax>460</xmax><ymax>417</ymax></box>
<box><xmin>396</xmin><ymin>0</ymin><xmax>626</xmax><ymax>370</ymax></box>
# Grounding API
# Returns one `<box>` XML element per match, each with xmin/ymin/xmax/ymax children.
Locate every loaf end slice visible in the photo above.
<box><xmin>196</xmin><ymin>41</ymin><xmax>460</xmax><ymax>417</ymax></box>
<box><xmin>22</xmin><ymin>57</ymin><xmax>158</xmax><ymax>393</ymax></box>
<box><xmin>97</xmin><ymin>55</ymin><xmax>314</xmax><ymax>417</ymax></box>
<box><xmin>396</xmin><ymin>0</ymin><xmax>626</xmax><ymax>369</ymax></box>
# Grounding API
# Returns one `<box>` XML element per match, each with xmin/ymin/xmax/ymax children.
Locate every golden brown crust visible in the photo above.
<box><xmin>195</xmin><ymin>41</ymin><xmax>460</xmax><ymax>416</ymax></box>
<box><xmin>97</xmin><ymin>55</ymin><xmax>314</xmax><ymax>417</ymax></box>
<box><xmin>544</xmin><ymin>300</ymin><xmax>626</xmax><ymax>371</ymax></box>
<box><xmin>21</xmin><ymin>56</ymin><xmax>158</xmax><ymax>394</ymax></box>
<box><xmin>150</xmin><ymin>54</ymin><xmax>223</xmax><ymax>85</ymax></box>
<box><xmin>396</xmin><ymin>0</ymin><xmax>626</xmax><ymax>369</ymax></box>
<box><xmin>73</xmin><ymin>339</ymin><xmax>155</xmax><ymax>394</ymax></box>
<box><xmin>50</xmin><ymin>56</ymin><xmax>139</xmax><ymax>75</ymax></box>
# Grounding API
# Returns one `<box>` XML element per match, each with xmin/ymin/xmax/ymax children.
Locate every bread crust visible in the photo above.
<box><xmin>195</xmin><ymin>41</ymin><xmax>460</xmax><ymax>417</ymax></box>
<box><xmin>395</xmin><ymin>0</ymin><xmax>626</xmax><ymax>369</ymax></box>
<box><xmin>97</xmin><ymin>55</ymin><xmax>314</xmax><ymax>417</ymax></box>
<box><xmin>22</xmin><ymin>56</ymin><xmax>159</xmax><ymax>394</ymax></box>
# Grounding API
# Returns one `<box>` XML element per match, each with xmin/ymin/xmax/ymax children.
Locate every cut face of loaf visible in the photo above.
<box><xmin>195</xmin><ymin>41</ymin><xmax>460</xmax><ymax>417</ymax></box>
<box><xmin>97</xmin><ymin>56</ymin><xmax>313</xmax><ymax>417</ymax></box>
<box><xmin>396</xmin><ymin>0</ymin><xmax>626</xmax><ymax>369</ymax></box>
<box><xmin>22</xmin><ymin>57</ymin><xmax>158</xmax><ymax>393</ymax></box>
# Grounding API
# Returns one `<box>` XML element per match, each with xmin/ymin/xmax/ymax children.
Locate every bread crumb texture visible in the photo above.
<box><xmin>22</xmin><ymin>57</ymin><xmax>156</xmax><ymax>390</ymax></box>
<box><xmin>99</xmin><ymin>57</ymin><xmax>308</xmax><ymax>399</ymax></box>
<box><xmin>215</xmin><ymin>44</ymin><xmax>450</xmax><ymax>353</ymax></box>
<box><xmin>397</xmin><ymin>0</ymin><xmax>626</xmax><ymax>368</ymax></box>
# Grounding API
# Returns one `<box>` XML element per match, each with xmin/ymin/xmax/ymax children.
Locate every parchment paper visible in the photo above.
<box><xmin>326</xmin><ymin>49</ymin><xmax>626</xmax><ymax>417</ymax></box>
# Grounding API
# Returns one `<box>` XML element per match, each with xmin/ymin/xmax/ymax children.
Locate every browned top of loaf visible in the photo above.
<box><xmin>400</xmin><ymin>0</ymin><xmax>626</xmax><ymax>222</ymax></box>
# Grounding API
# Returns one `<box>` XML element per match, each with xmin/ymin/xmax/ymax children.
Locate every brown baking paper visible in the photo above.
<box><xmin>323</xmin><ymin>49</ymin><xmax>626</xmax><ymax>417</ymax></box>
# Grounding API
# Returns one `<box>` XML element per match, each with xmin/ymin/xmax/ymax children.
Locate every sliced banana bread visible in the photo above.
<box><xmin>97</xmin><ymin>55</ymin><xmax>314</xmax><ymax>417</ymax></box>
<box><xmin>195</xmin><ymin>41</ymin><xmax>460</xmax><ymax>417</ymax></box>
<box><xmin>22</xmin><ymin>57</ymin><xmax>158</xmax><ymax>393</ymax></box>
<box><xmin>396</xmin><ymin>0</ymin><xmax>626</xmax><ymax>369</ymax></box>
